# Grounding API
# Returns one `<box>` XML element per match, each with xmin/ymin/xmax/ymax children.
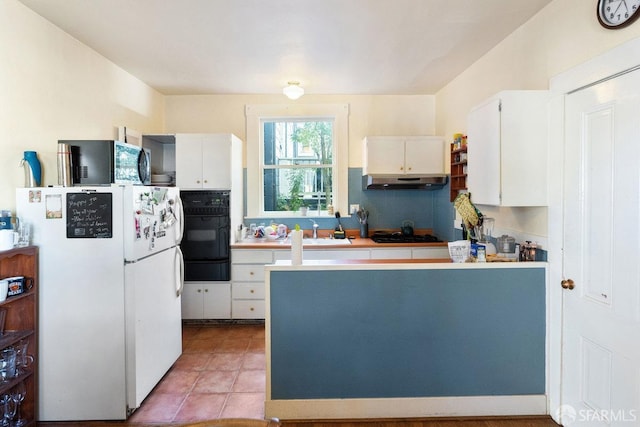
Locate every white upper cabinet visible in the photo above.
<box><xmin>466</xmin><ymin>90</ymin><xmax>549</xmax><ymax>206</ymax></box>
<box><xmin>176</xmin><ymin>133</ymin><xmax>240</xmax><ymax>189</ymax></box>
<box><xmin>363</xmin><ymin>136</ymin><xmax>445</xmax><ymax>175</ymax></box>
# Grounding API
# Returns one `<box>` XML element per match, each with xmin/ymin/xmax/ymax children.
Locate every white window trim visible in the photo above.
<box><xmin>245</xmin><ymin>104</ymin><xmax>349</xmax><ymax>218</ymax></box>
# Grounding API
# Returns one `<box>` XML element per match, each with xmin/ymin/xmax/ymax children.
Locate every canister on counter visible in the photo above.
<box><xmin>522</xmin><ymin>241</ymin><xmax>537</xmax><ymax>261</ymax></box>
<box><xmin>476</xmin><ymin>246</ymin><xmax>486</xmax><ymax>262</ymax></box>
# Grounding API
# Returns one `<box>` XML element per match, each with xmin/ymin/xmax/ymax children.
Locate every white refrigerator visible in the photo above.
<box><xmin>16</xmin><ymin>185</ymin><xmax>184</xmax><ymax>421</ymax></box>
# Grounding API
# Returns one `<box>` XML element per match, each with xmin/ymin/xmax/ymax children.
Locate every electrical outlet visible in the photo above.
<box><xmin>350</xmin><ymin>204</ymin><xmax>359</xmax><ymax>214</ymax></box>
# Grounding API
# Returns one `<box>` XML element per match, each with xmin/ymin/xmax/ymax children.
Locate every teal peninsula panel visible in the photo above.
<box><xmin>268</xmin><ymin>267</ymin><xmax>545</xmax><ymax>400</ymax></box>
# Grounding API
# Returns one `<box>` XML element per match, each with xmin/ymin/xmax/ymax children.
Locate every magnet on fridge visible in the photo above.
<box><xmin>134</xmin><ymin>215</ymin><xmax>141</xmax><ymax>240</ymax></box>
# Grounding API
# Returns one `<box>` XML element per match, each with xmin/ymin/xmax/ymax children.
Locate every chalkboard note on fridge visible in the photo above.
<box><xmin>66</xmin><ymin>192</ymin><xmax>113</xmax><ymax>238</ymax></box>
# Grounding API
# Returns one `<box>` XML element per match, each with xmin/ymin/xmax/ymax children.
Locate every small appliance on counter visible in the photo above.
<box><xmin>521</xmin><ymin>241</ymin><xmax>538</xmax><ymax>261</ymax></box>
<box><xmin>497</xmin><ymin>234</ymin><xmax>518</xmax><ymax>259</ymax></box>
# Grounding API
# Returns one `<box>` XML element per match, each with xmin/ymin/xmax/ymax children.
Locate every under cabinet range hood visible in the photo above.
<box><xmin>362</xmin><ymin>174</ymin><xmax>448</xmax><ymax>190</ymax></box>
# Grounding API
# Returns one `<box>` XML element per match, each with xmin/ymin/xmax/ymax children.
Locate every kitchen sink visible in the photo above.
<box><xmin>302</xmin><ymin>238</ymin><xmax>351</xmax><ymax>245</ymax></box>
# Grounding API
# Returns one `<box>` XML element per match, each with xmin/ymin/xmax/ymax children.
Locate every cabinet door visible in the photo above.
<box><xmin>412</xmin><ymin>247</ymin><xmax>450</xmax><ymax>259</ymax></box>
<box><xmin>232</xmin><ymin>300</ymin><xmax>265</xmax><ymax>319</ymax></box>
<box><xmin>405</xmin><ymin>137</ymin><xmax>445</xmax><ymax>175</ymax></box>
<box><xmin>233</xmin><ymin>282</ymin><xmax>265</xmax><ymax>299</ymax></box>
<box><xmin>202</xmin><ymin>134</ymin><xmax>231</xmax><ymax>189</ymax></box>
<box><xmin>467</xmin><ymin>98</ymin><xmax>501</xmax><ymax>205</ymax></box>
<box><xmin>181</xmin><ymin>282</ymin><xmax>204</xmax><ymax>319</ymax></box>
<box><xmin>499</xmin><ymin>91</ymin><xmax>549</xmax><ymax>206</ymax></box>
<box><xmin>364</xmin><ymin>137</ymin><xmax>405</xmax><ymax>175</ymax></box>
<box><xmin>203</xmin><ymin>282</ymin><xmax>231</xmax><ymax>319</ymax></box>
<box><xmin>232</xmin><ymin>249</ymin><xmax>274</xmax><ymax>264</ymax></box>
<box><xmin>175</xmin><ymin>134</ymin><xmax>204</xmax><ymax>189</ymax></box>
<box><xmin>304</xmin><ymin>249</ymin><xmax>371</xmax><ymax>260</ymax></box>
<box><xmin>370</xmin><ymin>248</ymin><xmax>412</xmax><ymax>259</ymax></box>
<box><xmin>232</xmin><ymin>264</ymin><xmax>266</xmax><ymax>282</ymax></box>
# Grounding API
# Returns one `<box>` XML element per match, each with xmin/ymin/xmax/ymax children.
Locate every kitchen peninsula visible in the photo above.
<box><xmin>264</xmin><ymin>260</ymin><xmax>547</xmax><ymax>420</ymax></box>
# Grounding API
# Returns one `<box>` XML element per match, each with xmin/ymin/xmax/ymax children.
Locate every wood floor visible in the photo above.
<box><xmin>38</xmin><ymin>416</ymin><xmax>560</xmax><ymax>427</ymax></box>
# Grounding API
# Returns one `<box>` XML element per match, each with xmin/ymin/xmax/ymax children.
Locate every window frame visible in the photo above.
<box><xmin>245</xmin><ymin>104</ymin><xmax>349</xmax><ymax>218</ymax></box>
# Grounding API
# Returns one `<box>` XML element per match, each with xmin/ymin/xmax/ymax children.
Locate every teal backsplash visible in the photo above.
<box><xmin>243</xmin><ymin>168</ymin><xmax>455</xmax><ymax>241</ymax></box>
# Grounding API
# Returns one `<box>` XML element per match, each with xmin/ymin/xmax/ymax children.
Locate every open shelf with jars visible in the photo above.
<box><xmin>450</xmin><ymin>143</ymin><xmax>468</xmax><ymax>202</ymax></box>
<box><xmin>0</xmin><ymin>246</ymin><xmax>38</xmax><ymax>425</ymax></box>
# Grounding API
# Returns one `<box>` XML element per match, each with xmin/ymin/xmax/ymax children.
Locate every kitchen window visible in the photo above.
<box><xmin>245</xmin><ymin>104</ymin><xmax>349</xmax><ymax>217</ymax></box>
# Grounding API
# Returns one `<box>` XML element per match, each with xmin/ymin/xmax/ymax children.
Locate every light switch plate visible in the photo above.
<box><xmin>350</xmin><ymin>204</ymin><xmax>359</xmax><ymax>214</ymax></box>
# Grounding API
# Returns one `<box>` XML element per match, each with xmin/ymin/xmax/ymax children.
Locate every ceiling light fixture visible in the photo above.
<box><xmin>283</xmin><ymin>81</ymin><xmax>304</xmax><ymax>100</ymax></box>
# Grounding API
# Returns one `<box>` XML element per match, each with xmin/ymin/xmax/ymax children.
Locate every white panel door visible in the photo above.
<box><xmin>561</xmin><ymin>69</ymin><xmax>640</xmax><ymax>425</ymax></box>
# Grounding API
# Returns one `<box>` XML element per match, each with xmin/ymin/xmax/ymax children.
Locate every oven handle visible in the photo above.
<box><xmin>183</xmin><ymin>214</ymin><xmax>228</xmax><ymax>219</ymax></box>
<box><xmin>175</xmin><ymin>246</ymin><xmax>184</xmax><ymax>297</ymax></box>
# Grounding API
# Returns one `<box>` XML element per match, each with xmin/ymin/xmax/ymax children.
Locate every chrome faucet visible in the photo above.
<box><xmin>309</xmin><ymin>219</ymin><xmax>319</xmax><ymax>239</ymax></box>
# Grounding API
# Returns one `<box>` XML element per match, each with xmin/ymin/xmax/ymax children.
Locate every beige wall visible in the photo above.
<box><xmin>6</xmin><ymin>0</ymin><xmax>640</xmax><ymax>240</ymax></box>
<box><xmin>165</xmin><ymin>94</ymin><xmax>436</xmax><ymax>168</ymax></box>
<box><xmin>436</xmin><ymin>0</ymin><xmax>640</xmax><ymax>240</ymax></box>
<box><xmin>0</xmin><ymin>0</ymin><xmax>165</xmax><ymax>210</ymax></box>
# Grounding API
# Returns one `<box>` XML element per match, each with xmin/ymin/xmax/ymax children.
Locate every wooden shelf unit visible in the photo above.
<box><xmin>450</xmin><ymin>144</ymin><xmax>468</xmax><ymax>202</ymax></box>
<box><xmin>0</xmin><ymin>246</ymin><xmax>38</xmax><ymax>425</ymax></box>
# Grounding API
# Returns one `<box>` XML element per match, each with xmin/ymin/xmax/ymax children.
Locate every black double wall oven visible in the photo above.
<box><xmin>180</xmin><ymin>190</ymin><xmax>230</xmax><ymax>281</ymax></box>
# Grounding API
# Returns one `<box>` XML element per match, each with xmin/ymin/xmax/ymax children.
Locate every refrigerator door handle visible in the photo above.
<box><xmin>175</xmin><ymin>246</ymin><xmax>184</xmax><ymax>297</ymax></box>
<box><xmin>175</xmin><ymin>195</ymin><xmax>185</xmax><ymax>244</ymax></box>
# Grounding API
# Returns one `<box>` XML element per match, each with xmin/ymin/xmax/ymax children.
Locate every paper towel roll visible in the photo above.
<box><xmin>291</xmin><ymin>229</ymin><xmax>303</xmax><ymax>265</ymax></box>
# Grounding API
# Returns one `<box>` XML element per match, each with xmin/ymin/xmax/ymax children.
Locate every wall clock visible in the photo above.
<box><xmin>598</xmin><ymin>0</ymin><xmax>640</xmax><ymax>29</ymax></box>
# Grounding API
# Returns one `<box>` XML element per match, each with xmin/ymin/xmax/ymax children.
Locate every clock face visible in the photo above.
<box><xmin>598</xmin><ymin>0</ymin><xmax>640</xmax><ymax>28</ymax></box>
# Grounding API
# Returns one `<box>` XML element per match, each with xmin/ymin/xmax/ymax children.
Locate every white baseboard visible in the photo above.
<box><xmin>266</xmin><ymin>395</ymin><xmax>547</xmax><ymax>420</ymax></box>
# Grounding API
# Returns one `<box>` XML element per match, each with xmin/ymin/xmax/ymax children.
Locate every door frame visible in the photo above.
<box><xmin>547</xmin><ymin>36</ymin><xmax>640</xmax><ymax>424</ymax></box>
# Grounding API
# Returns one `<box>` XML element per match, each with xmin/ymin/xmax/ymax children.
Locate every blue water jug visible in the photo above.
<box><xmin>22</xmin><ymin>151</ymin><xmax>41</xmax><ymax>187</ymax></box>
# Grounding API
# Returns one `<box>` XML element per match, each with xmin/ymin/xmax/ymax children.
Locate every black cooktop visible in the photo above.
<box><xmin>370</xmin><ymin>232</ymin><xmax>441</xmax><ymax>244</ymax></box>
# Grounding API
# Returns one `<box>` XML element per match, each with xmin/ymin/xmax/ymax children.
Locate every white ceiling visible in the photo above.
<box><xmin>19</xmin><ymin>0</ymin><xmax>553</xmax><ymax>96</ymax></box>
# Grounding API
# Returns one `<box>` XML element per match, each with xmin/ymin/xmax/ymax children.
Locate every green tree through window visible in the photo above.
<box><xmin>262</xmin><ymin>119</ymin><xmax>334</xmax><ymax>213</ymax></box>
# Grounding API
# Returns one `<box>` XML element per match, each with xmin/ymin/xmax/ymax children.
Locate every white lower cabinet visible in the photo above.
<box><xmin>370</xmin><ymin>248</ymin><xmax>413</xmax><ymax>259</ymax></box>
<box><xmin>181</xmin><ymin>282</ymin><xmax>231</xmax><ymax>319</ymax></box>
<box><xmin>231</xmin><ymin>249</ymin><xmax>273</xmax><ymax>319</ymax></box>
<box><xmin>412</xmin><ymin>247</ymin><xmax>450</xmax><ymax>259</ymax></box>
<box><xmin>273</xmin><ymin>249</ymin><xmax>371</xmax><ymax>261</ymax></box>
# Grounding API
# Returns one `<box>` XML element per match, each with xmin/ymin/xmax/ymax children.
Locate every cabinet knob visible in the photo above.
<box><xmin>204</xmin><ymin>180</ymin><xmax>208</xmax><ymax>183</ymax></box>
<box><xmin>250</xmin><ymin>307</ymin><xmax>254</xmax><ymax>311</ymax></box>
<box><xmin>400</xmin><ymin>166</ymin><xmax>404</xmax><ymax>171</ymax></box>
<box><xmin>205</xmin><ymin>288</ymin><xmax>208</xmax><ymax>293</ymax></box>
<box><xmin>197</xmin><ymin>289</ymin><xmax>202</xmax><ymax>293</ymax></box>
<box><xmin>407</xmin><ymin>167</ymin><xmax>412</xmax><ymax>171</ymax></box>
<box><xmin>196</xmin><ymin>180</ymin><xmax>201</xmax><ymax>184</ymax></box>
<box><xmin>249</xmin><ymin>271</ymin><xmax>254</xmax><ymax>276</ymax></box>
<box><xmin>250</xmin><ymin>289</ymin><xmax>254</xmax><ymax>293</ymax></box>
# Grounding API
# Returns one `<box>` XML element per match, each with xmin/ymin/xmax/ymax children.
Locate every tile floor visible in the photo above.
<box><xmin>128</xmin><ymin>323</ymin><xmax>266</xmax><ymax>424</ymax></box>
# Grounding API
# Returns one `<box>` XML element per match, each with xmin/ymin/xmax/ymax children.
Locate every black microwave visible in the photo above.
<box><xmin>61</xmin><ymin>140</ymin><xmax>151</xmax><ymax>186</ymax></box>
